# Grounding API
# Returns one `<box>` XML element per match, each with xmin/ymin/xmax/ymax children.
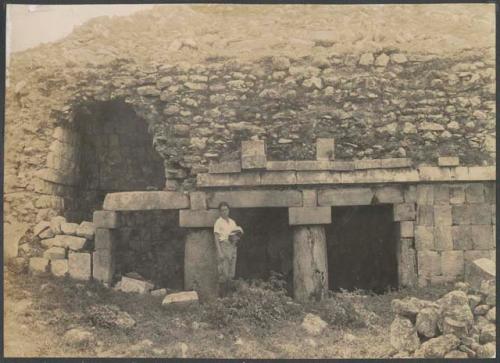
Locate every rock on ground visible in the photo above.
<box><xmin>479</xmin><ymin>323</ymin><xmax>496</xmax><ymax>344</ymax></box>
<box><xmin>417</xmin><ymin>334</ymin><xmax>460</xmax><ymax>358</ymax></box>
<box><xmin>391</xmin><ymin>297</ymin><xmax>437</xmax><ymax>320</ymax></box>
<box><xmin>115</xmin><ymin>276</ymin><xmax>154</xmax><ymax>294</ymax></box>
<box><xmin>485</xmin><ymin>307</ymin><xmax>495</xmax><ymax>322</ymax></box>
<box><xmin>87</xmin><ymin>304</ymin><xmax>136</xmax><ymax>330</ymax></box>
<box><xmin>50</xmin><ymin>216</ymin><xmax>66</xmax><ymax>235</ymax></box>
<box><xmin>476</xmin><ymin>342</ymin><xmax>496</xmax><ymax>358</ymax></box>
<box><xmin>465</xmin><ymin>258</ymin><xmax>495</xmax><ymax>291</ymax></box>
<box><xmin>415</xmin><ymin>307</ymin><xmax>439</xmax><ymax>338</ymax></box>
<box><xmin>162</xmin><ymin>291</ymin><xmax>199</xmax><ymax>306</ymax></box>
<box><xmin>301</xmin><ymin>313</ymin><xmax>328</xmax><ymax>336</ymax></box>
<box><xmin>63</xmin><ymin>328</ymin><xmax>95</xmax><ymax>348</ymax></box>
<box><xmin>390</xmin><ymin>315</ymin><xmax>420</xmax><ymax>352</ymax></box>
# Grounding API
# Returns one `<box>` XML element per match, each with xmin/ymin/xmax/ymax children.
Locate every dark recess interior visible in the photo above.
<box><xmin>326</xmin><ymin>205</ymin><xmax>398</xmax><ymax>293</ymax></box>
<box><xmin>230</xmin><ymin>208</ymin><xmax>293</xmax><ymax>293</ymax></box>
<box><xmin>71</xmin><ymin>100</ymin><xmax>165</xmax><ymax>221</ymax></box>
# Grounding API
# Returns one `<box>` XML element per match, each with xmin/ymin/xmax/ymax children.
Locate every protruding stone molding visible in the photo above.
<box><xmin>196</xmin><ymin>165</ymin><xmax>495</xmax><ymax>188</ymax></box>
<box><xmin>206</xmin><ymin>190</ymin><xmax>302</xmax><ymax>208</ymax></box>
<box><xmin>293</xmin><ymin>225</ymin><xmax>328</xmax><ymax>302</ymax></box>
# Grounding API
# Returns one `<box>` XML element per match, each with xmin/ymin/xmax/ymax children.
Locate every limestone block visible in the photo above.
<box><xmin>206</xmin><ymin>190</ymin><xmax>302</xmax><ymax>208</ymax></box>
<box><xmin>400</xmin><ymin>221</ymin><xmax>414</xmax><ymax>238</ymax></box>
<box><xmin>43</xmin><ymin>247</ymin><xmax>66</xmax><ymax>260</ymax></box>
<box><xmin>417</xmin><ymin>185</ymin><xmax>434</xmax><ymax>205</ymax></box>
<box><xmin>197</xmin><ymin>172</ymin><xmax>261</xmax><ymax>187</ymax></box>
<box><xmin>34</xmin><ymin>195</ymin><xmax>65</xmax><ymax>210</ymax></box>
<box><xmin>354</xmin><ymin>158</ymin><xmax>411</xmax><ymax>170</ymax></box>
<box><xmin>29</xmin><ymin>257</ymin><xmax>49</xmax><ymax>274</ymax></box>
<box><xmin>470</xmin><ymin>225</ymin><xmax>494</xmax><ymax>250</ymax></box>
<box><xmin>289</xmin><ymin>207</ymin><xmax>331</xmax><ymax>225</ymax></box>
<box><xmin>189</xmin><ymin>192</ymin><xmax>207</xmax><ymax>210</ymax></box>
<box><xmin>483</xmin><ymin>182</ymin><xmax>496</xmax><ymax>204</ymax></box>
<box><xmin>318</xmin><ymin>188</ymin><xmax>373</xmax><ymax>206</ymax></box>
<box><xmin>93</xmin><ymin>210</ymin><xmax>120</xmax><ymax>229</ymax></box>
<box><xmin>39</xmin><ymin>227</ymin><xmax>56</xmax><ymax>239</ymax></box>
<box><xmin>341</xmin><ymin>169</ymin><xmax>419</xmax><ymax>184</ymax></box>
<box><xmin>50</xmin><ymin>216</ymin><xmax>67</xmax><ymax>235</ymax></box>
<box><xmin>434</xmin><ymin>205</ymin><xmax>452</xmax><ymax>226</ymax></box>
<box><xmin>179</xmin><ymin>210</ymin><xmax>219</xmax><ymax>228</ymax></box>
<box><xmin>465</xmin><ymin>183</ymin><xmax>485</xmax><ymax>203</ymax></box>
<box><xmin>419</xmin><ymin>167</ymin><xmax>452</xmax><ymax>181</ymax></box>
<box><xmin>464</xmin><ymin>250</ymin><xmax>492</xmax><ymax>278</ymax></box>
<box><xmin>452</xmin><ymin>226</ymin><xmax>473</xmax><ymax>250</ymax></box>
<box><xmin>51</xmin><ymin>259</ymin><xmax>69</xmax><ymax>277</ymax></box>
<box><xmin>417</xmin><ymin>206</ymin><xmax>434</xmax><ymax>226</ymax></box>
<box><xmin>33</xmin><ymin>221</ymin><xmax>51</xmax><ymax>237</ymax></box>
<box><xmin>441</xmin><ymin>251</ymin><xmax>464</xmax><ymax>278</ymax></box>
<box><xmin>68</xmin><ymin>252</ymin><xmax>92</xmax><ymax>280</ymax></box>
<box><xmin>438</xmin><ymin>157</ymin><xmax>459</xmax><ymax>167</ymax></box>
<box><xmin>374</xmin><ymin>186</ymin><xmax>404</xmax><ymax>204</ymax></box>
<box><xmin>433</xmin><ymin>185</ymin><xmax>450</xmax><ymax>205</ymax></box>
<box><xmin>95</xmin><ymin>229</ymin><xmax>117</xmax><ymax>251</ymax></box>
<box><xmin>241</xmin><ymin>140</ymin><xmax>266</xmax><ymax>169</ymax></box>
<box><xmin>449</xmin><ymin>185</ymin><xmax>465</xmax><ymax>204</ymax></box>
<box><xmin>398</xmin><ymin>239</ymin><xmax>417</xmax><ymax>287</ymax></box>
<box><xmin>417</xmin><ymin>251</ymin><xmax>441</xmax><ymax>277</ymax></box>
<box><xmin>452</xmin><ymin>204</ymin><xmax>492</xmax><ymax>225</ymax></box>
<box><xmin>394</xmin><ymin>203</ymin><xmax>416</xmax><ymax>221</ymax></box>
<box><xmin>76</xmin><ymin>221</ymin><xmax>95</xmax><ymax>239</ymax></box>
<box><xmin>465</xmin><ymin>258</ymin><xmax>495</xmax><ymax>291</ymax></box>
<box><xmin>415</xmin><ymin>226</ymin><xmax>434</xmax><ymax>250</ymax></box>
<box><xmin>329</xmin><ymin>161</ymin><xmax>356</xmax><ymax>171</ymax></box>
<box><xmin>184</xmin><ymin>230</ymin><xmax>218</xmax><ymax>301</ymax></box>
<box><xmin>261</xmin><ymin>171</ymin><xmax>297</xmax><ymax>185</ymax></box>
<box><xmin>3</xmin><ymin>221</ymin><xmax>29</xmax><ymax>260</ymax></box>
<box><xmin>162</xmin><ymin>291</ymin><xmax>199</xmax><ymax>305</ymax></box>
<box><xmin>103</xmin><ymin>192</ymin><xmax>189</xmax><ymax>211</ymax></box>
<box><xmin>208</xmin><ymin>160</ymin><xmax>241</xmax><ymax>174</ymax></box>
<box><xmin>266</xmin><ymin>161</ymin><xmax>297</xmax><ymax>171</ymax></box>
<box><xmin>92</xmin><ymin>250</ymin><xmax>114</xmax><ymax>284</ymax></box>
<box><xmin>55</xmin><ymin>235</ymin><xmax>87</xmax><ymax>251</ymax></box>
<box><xmin>404</xmin><ymin>185</ymin><xmax>417</xmax><ymax>203</ymax></box>
<box><xmin>302</xmin><ymin>190</ymin><xmax>317</xmax><ymax>207</ymax></box>
<box><xmin>296</xmin><ymin>171</ymin><xmax>341</xmax><ymax>184</ymax></box>
<box><xmin>61</xmin><ymin>222</ymin><xmax>79</xmax><ymax>235</ymax></box>
<box><xmin>35</xmin><ymin>168</ymin><xmax>77</xmax><ymax>186</ymax></box>
<box><xmin>466</xmin><ymin>166</ymin><xmax>495</xmax><ymax>181</ymax></box>
<box><xmin>117</xmin><ymin>276</ymin><xmax>154</xmax><ymax>294</ymax></box>
<box><xmin>40</xmin><ymin>237</ymin><xmax>59</xmax><ymax>248</ymax></box>
<box><xmin>434</xmin><ymin>225</ymin><xmax>453</xmax><ymax>251</ymax></box>
<box><xmin>316</xmin><ymin>138</ymin><xmax>335</xmax><ymax>160</ymax></box>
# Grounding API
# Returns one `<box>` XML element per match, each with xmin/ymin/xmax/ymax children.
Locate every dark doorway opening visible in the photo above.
<box><xmin>229</xmin><ymin>208</ymin><xmax>293</xmax><ymax>293</ymax></box>
<box><xmin>325</xmin><ymin>205</ymin><xmax>398</xmax><ymax>293</ymax></box>
<box><xmin>71</xmin><ymin>100</ymin><xmax>165</xmax><ymax>221</ymax></box>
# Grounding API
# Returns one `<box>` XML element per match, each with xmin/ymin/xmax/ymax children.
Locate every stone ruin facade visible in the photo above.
<box><xmin>4</xmin><ymin>17</ymin><xmax>496</xmax><ymax>302</ymax></box>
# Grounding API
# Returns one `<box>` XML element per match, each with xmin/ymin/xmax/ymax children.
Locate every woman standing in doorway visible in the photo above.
<box><xmin>213</xmin><ymin>202</ymin><xmax>243</xmax><ymax>296</ymax></box>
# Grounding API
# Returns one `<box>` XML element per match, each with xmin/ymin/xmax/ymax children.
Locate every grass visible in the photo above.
<box><xmin>4</xmin><ymin>268</ymin><xmax>455</xmax><ymax>358</ymax></box>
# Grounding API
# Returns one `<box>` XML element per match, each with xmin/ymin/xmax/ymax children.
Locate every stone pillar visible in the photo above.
<box><xmin>293</xmin><ymin>225</ymin><xmax>328</xmax><ymax>302</ymax></box>
<box><xmin>184</xmin><ymin>229</ymin><xmax>218</xmax><ymax>301</ymax></box>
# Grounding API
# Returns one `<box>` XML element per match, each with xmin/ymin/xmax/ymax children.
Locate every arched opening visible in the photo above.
<box><xmin>69</xmin><ymin>100</ymin><xmax>165</xmax><ymax>220</ymax></box>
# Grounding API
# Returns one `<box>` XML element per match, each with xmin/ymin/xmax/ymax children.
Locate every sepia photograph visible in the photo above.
<box><xmin>3</xmin><ymin>2</ymin><xmax>496</xmax><ymax>359</ymax></box>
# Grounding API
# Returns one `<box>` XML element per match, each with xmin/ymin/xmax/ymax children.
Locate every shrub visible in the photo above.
<box><xmin>307</xmin><ymin>292</ymin><xmax>366</xmax><ymax>329</ymax></box>
<box><xmin>202</xmin><ymin>272</ymin><xmax>303</xmax><ymax>331</ymax></box>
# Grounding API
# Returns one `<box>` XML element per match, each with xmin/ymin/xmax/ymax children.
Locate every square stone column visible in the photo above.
<box><xmin>293</xmin><ymin>225</ymin><xmax>328</xmax><ymax>302</ymax></box>
<box><xmin>184</xmin><ymin>229</ymin><xmax>218</xmax><ymax>301</ymax></box>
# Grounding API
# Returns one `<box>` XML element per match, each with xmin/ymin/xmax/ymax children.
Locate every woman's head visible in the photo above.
<box><xmin>218</xmin><ymin>202</ymin><xmax>230</xmax><ymax>218</ymax></box>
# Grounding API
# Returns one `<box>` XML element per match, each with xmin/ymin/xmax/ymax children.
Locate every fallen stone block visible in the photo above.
<box><xmin>390</xmin><ymin>315</ymin><xmax>420</xmax><ymax>352</ymax></box>
<box><xmin>33</xmin><ymin>221</ymin><xmax>51</xmax><ymax>237</ymax></box>
<box><xmin>39</xmin><ymin>228</ymin><xmax>55</xmax><ymax>240</ymax></box>
<box><xmin>479</xmin><ymin>323</ymin><xmax>495</xmax><ymax>344</ymax></box>
<box><xmin>151</xmin><ymin>288</ymin><xmax>167</xmax><ymax>297</ymax></box>
<box><xmin>50</xmin><ymin>216</ymin><xmax>67</xmax><ymax>235</ymax></box>
<box><xmin>55</xmin><ymin>235</ymin><xmax>88</xmax><ymax>251</ymax></box>
<box><xmin>43</xmin><ymin>247</ymin><xmax>66</xmax><ymax>260</ymax></box>
<box><xmin>162</xmin><ymin>291</ymin><xmax>199</xmax><ymax>306</ymax></box>
<box><xmin>116</xmin><ymin>276</ymin><xmax>154</xmax><ymax>294</ymax></box>
<box><xmin>476</xmin><ymin>342</ymin><xmax>496</xmax><ymax>358</ymax></box>
<box><xmin>416</xmin><ymin>307</ymin><xmax>439</xmax><ymax>338</ymax></box>
<box><xmin>68</xmin><ymin>252</ymin><xmax>92</xmax><ymax>280</ymax></box>
<box><xmin>391</xmin><ymin>297</ymin><xmax>438</xmax><ymax>319</ymax></box>
<box><xmin>465</xmin><ymin>258</ymin><xmax>495</xmax><ymax>291</ymax></box>
<box><xmin>93</xmin><ymin>210</ymin><xmax>120</xmax><ymax>229</ymax></box>
<box><xmin>288</xmin><ymin>207</ymin><xmax>331</xmax><ymax>225</ymax></box>
<box><xmin>76</xmin><ymin>221</ymin><xmax>95</xmax><ymax>239</ymax></box>
<box><xmin>416</xmin><ymin>334</ymin><xmax>460</xmax><ymax>358</ymax></box>
<box><xmin>51</xmin><ymin>259</ymin><xmax>69</xmax><ymax>277</ymax></box>
<box><xmin>301</xmin><ymin>313</ymin><xmax>328</xmax><ymax>336</ymax></box>
<box><xmin>40</xmin><ymin>237</ymin><xmax>59</xmax><ymax>248</ymax></box>
<box><xmin>61</xmin><ymin>222</ymin><xmax>79</xmax><ymax>235</ymax></box>
<box><xmin>29</xmin><ymin>257</ymin><xmax>49</xmax><ymax>274</ymax></box>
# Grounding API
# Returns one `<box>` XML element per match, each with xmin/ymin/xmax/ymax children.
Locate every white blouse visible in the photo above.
<box><xmin>214</xmin><ymin>217</ymin><xmax>243</xmax><ymax>242</ymax></box>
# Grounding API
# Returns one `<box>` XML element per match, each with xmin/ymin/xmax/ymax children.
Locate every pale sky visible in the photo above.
<box><xmin>6</xmin><ymin>4</ymin><xmax>156</xmax><ymax>55</ymax></box>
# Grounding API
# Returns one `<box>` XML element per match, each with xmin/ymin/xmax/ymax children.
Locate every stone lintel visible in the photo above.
<box><xmin>289</xmin><ymin>207</ymin><xmax>331</xmax><ymax>225</ymax></box>
<box><xmin>206</xmin><ymin>190</ymin><xmax>302</xmax><ymax>208</ymax></box>
<box><xmin>261</xmin><ymin>171</ymin><xmax>297</xmax><ymax>185</ymax></box>
<box><xmin>103</xmin><ymin>191</ymin><xmax>189</xmax><ymax>211</ymax></box>
<box><xmin>266</xmin><ymin>161</ymin><xmax>297</xmax><ymax>171</ymax></box>
<box><xmin>179</xmin><ymin>209</ymin><xmax>219</xmax><ymax>228</ymax></box>
<box><xmin>318</xmin><ymin>188</ymin><xmax>373</xmax><ymax>206</ymax></box>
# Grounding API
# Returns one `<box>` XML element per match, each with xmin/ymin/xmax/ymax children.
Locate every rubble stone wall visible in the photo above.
<box><xmin>4</xmin><ymin>47</ymin><xmax>496</xmax><ymax>227</ymax></box>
